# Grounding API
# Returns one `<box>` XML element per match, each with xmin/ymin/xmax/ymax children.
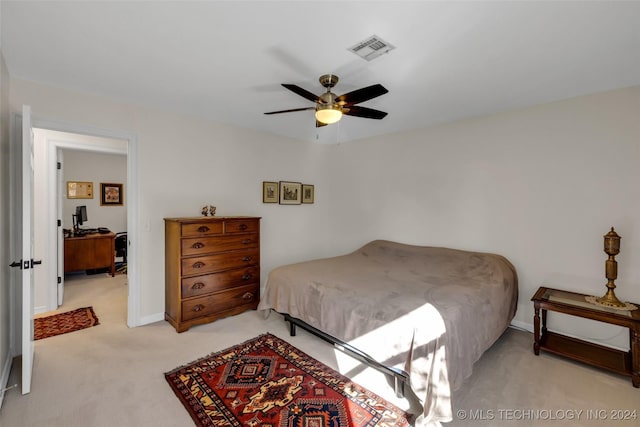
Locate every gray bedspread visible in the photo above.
<box><xmin>258</xmin><ymin>240</ymin><xmax>518</xmax><ymax>425</ymax></box>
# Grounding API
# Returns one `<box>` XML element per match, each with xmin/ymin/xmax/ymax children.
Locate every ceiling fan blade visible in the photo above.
<box><xmin>343</xmin><ymin>105</ymin><xmax>388</xmax><ymax>120</ymax></box>
<box><xmin>264</xmin><ymin>107</ymin><xmax>316</xmax><ymax>115</ymax></box>
<box><xmin>336</xmin><ymin>84</ymin><xmax>388</xmax><ymax>105</ymax></box>
<box><xmin>315</xmin><ymin>120</ymin><xmax>328</xmax><ymax>128</ymax></box>
<box><xmin>282</xmin><ymin>84</ymin><xmax>321</xmax><ymax>103</ymax></box>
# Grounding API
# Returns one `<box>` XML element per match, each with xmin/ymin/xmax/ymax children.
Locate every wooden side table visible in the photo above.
<box><xmin>531</xmin><ymin>287</ymin><xmax>639</xmax><ymax>388</ymax></box>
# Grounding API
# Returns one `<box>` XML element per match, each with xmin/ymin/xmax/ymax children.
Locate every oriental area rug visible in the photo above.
<box><xmin>34</xmin><ymin>306</ymin><xmax>100</xmax><ymax>340</ymax></box>
<box><xmin>164</xmin><ymin>333</ymin><xmax>411</xmax><ymax>427</ymax></box>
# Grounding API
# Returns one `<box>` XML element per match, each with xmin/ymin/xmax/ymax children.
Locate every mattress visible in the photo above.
<box><xmin>258</xmin><ymin>240</ymin><xmax>518</xmax><ymax>425</ymax></box>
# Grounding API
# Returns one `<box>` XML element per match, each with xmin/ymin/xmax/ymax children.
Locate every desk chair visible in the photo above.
<box><xmin>115</xmin><ymin>232</ymin><xmax>127</xmax><ymax>273</ymax></box>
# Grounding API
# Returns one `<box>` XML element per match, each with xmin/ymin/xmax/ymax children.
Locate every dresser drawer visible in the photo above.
<box><xmin>181</xmin><ymin>234</ymin><xmax>259</xmax><ymax>257</ymax></box>
<box><xmin>181</xmin><ymin>222</ymin><xmax>224</xmax><ymax>238</ymax></box>
<box><xmin>181</xmin><ymin>284</ymin><xmax>259</xmax><ymax>321</ymax></box>
<box><xmin>181</xmin><ymin>267</ymin><xmax>259</xmax><ymax>298</ymax></box>
<box><xmin>181</xmin><ymin>248</ymin><xmax>259</xmax><ymax>276</ymax></box>
<box><xmin>225</xmin><ymin>219</ymin><xmax>259</xmax><ymax>234</ymax></box>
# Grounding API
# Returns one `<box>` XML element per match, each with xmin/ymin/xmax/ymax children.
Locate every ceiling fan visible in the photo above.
<box><xmin>264</xmin><ymin>74</ymin><xmax>388</xmax><ymax>127</ymax></box>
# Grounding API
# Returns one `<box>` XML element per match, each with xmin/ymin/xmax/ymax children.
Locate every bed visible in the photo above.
<box><xmin>257</xmin><ymin>240</ymin><xmax>518</xmax><ymax>425</ymax></box>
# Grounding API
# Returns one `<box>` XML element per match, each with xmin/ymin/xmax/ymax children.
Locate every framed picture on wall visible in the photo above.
<box><xmin>262</xmin><ymin>181</ymin><xmax>278</xmax><ymax>203</ymax></box>
<box><xmin>100</xmin><ymin>183</ymin><xmax>123</xmax><ymax>206</ymax></box>
<box><xmin>302</xmin><ymin>184</ymin><xmax>314</xmax><ymax>204</ymax></box>
<box><xmin>279</xmin><ymin>181</ymin><xmax>302</xmax><ymax>205</ymax></box>
<box><xmin>66</xmin><ymin>181</ymin><xmax>93</xmax><ymax>199</ymax></box>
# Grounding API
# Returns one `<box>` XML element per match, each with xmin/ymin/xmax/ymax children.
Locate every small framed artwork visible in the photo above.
<box><xmin>279</xmin><ymin>181</ymin><xmax>302</xmax><ymax>205</ymax></box>
<box><xmin>302</xmin><ymin>184</ymin><xmax>314</xmax><ymax>204</ymax></box>
<box><xmin>262</xmin><ymin>181</ymin><xmax>279</xmax><ymax>203</ymax></box>
<box><xmin>66</xmin><ymin>181</ymin><xmax>93</xmax><ymax>199</ymax></box>
<box><xmin>100</xmin><ymin>183</ymin><xmax>123</xmax><ymax>206</ymax></box>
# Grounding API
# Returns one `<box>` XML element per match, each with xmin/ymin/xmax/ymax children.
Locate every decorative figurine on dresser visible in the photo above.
<box><xmin>164</xmin><ymin>216</ymin><xmax>260</xmax><ymax>332</ymax></box>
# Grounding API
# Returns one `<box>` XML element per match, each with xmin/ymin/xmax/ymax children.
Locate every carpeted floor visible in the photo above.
<box><xmin>1</xmin><ymin>273</ymin><xmax>638</xmax><ymax>426</ymax></box>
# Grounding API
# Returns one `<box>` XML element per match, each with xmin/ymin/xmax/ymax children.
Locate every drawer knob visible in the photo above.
<box><xmin>197</xmin><ymin>226</ymin><xmax>210</xmax><ymax>233</ymax></box>
<box><xmin>192</xmin><ymin>261</ymin><xmax>205</xmax><ymax>269</ymax></box>
<box><xmin>192</xmin><ymin>304</ymin><xmax>205</xmax><ymax>312</ymax></box>
<box><xmin>241</xmin><ymin>274</ymin><xmax>252</xmax><ymax>281</ymax></box>
<box><xmin>242</xmin><ymin>256</ymin><xmax>252</xmax><ymax>262</ymax></box>
<box><xmin>191</xmin><ymin>282</ymin><xmax>205</xmax><ymax>290</ymax></box>
<box><xmin>241</xmin><ymin>239</ymin><xmax>252</xmax><ymax>245</ymax></box>
<box><xmin>242</xmin><ymin>292</ymin><xmax>254</xmax><ymax>300</ymax></box>
<box><xmin>238</xmin><ymin>224</ymin><xmax>248</xmax><ymax>231</ymax></box>
<box><xmin>191</xmin><ymin>242</ymin><xmax>205</xmax><ymax>249</ymax></box>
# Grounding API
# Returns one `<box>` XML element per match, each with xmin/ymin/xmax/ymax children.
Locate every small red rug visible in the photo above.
<box><xmin>34</xmin><ymin>307</ymin><xmax>100</xmax><ymax>340</ymax></box>
<box><xmin>165</xmin><ymin>333</ymin><xmax>411</xmax><ymax>427</ymax></box>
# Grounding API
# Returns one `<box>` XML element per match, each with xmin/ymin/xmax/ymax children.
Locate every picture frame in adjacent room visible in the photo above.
<box><xmin>262</xmin><ymin>181</ymin><xmax>279</xmax><ymax>203</ymax></box>
<box><xmin>100</xmin><ymin>183</ymin><xmax>123</xmax><ymax>206</ymax></box>
<box><xmin>279</xmin><ymin>181</ymin><xmax>302</xmax><ymax>205</ymax></box>
<box><xmin>302</xmin><ymin>184</ymin><xmax>314</xmax><ymax>204</ymax></box>
<box><xmin>66</xmin><ymin>181</ymin><xmax>93</xmax><ymax>199</ymax></box>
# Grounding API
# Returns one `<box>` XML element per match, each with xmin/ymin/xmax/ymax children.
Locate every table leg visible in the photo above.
<box><xmin>533</xmin><ymin>303</ymin><xmax>540</xmax><ymax>355</ymax></box>
<box><xmin>631</xmin><ymin>327</ymin><xmax>640</xmax><ymax>388</ymax></box>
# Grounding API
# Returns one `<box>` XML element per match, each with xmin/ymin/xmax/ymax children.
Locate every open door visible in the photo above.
<box><xmin>10</xmin><ymin>105</ymin><xmax>38</xmax><ymax>394</ymax></box>
<box><xmin>56</xmin><ymin>148</ymin><xmax>64</xmax><ymax>306</ymax></box>
<box><xmin>20</xmin><ymin>105</ymin><xmax>37</xmax><ymax>394</ymax></box>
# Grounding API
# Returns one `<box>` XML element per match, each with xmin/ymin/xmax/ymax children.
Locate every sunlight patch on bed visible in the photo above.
<box><xmin>339</xmin><ymin>304</ymin><xmax>446</xmax><ymax>376</ymax></box>
<box><xmin>330</xmin><ymin>302</ymin><xmax>451</xmax><ymax>426</ymax></box>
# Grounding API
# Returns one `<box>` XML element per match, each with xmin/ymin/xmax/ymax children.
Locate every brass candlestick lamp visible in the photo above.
<box><xmin>595</xmin><ymin>227</ymin><xmax>626</xmax><ymax>308</ymax></box>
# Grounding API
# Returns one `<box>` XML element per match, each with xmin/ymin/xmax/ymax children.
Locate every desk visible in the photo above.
<box><xmin>64</xmin><ymin>232</ymin><xmax>115</xmax><ymax>277</ymax></box>
<box><xmin>532</xmin><ymin>286</ymin><xmax>640</xmax><ymax>388</ymax></box>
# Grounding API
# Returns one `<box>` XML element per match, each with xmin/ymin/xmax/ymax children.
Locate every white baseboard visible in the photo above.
<box><xmin>138</xmin><ymin>312</ymin><xmax>164</xmax><ymax>326</ymax></box>
<box><xmin>0</xmin><ymin>348</ymin><xmax>15</xmax><ymax>409</ymax></box>
<box><xmin>509</xmin><ymin>320</ymin><xmax>533</xmax><ymax>333</ymax></box>
<box><xmin>34</xmin><ymin>305</ymin><xmax>48</xmax><ymax>315</ymax></box>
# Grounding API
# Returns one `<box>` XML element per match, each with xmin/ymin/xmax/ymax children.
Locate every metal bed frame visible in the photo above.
<box><xmin>284</xmin><ymin>313</ymin><xmax>410</xmax><ymax>398</ymax></box>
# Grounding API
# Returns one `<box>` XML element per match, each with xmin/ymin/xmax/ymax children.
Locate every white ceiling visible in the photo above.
<box><xmin>2</xmin><ymin>1</ymin><xmax>639</xmax><ymax>143</ymax></box>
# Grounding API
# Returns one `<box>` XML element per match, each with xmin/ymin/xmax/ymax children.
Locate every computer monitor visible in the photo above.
<box><xmin>73</xmin><ymin>205</ymin><xmax>88</xmax><ymax>230</ymax></box>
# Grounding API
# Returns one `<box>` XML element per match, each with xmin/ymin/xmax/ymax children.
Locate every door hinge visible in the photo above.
<box><xmin>57</xmin><ymin>162</ymin><xmax>61</xmax><ymax>170</ymax></box>
<box><xmin>57</xmin><ymin>219</ymin><xmax>62</xmax><ymax>227</ymax></box>
<box><xmin>57</xmin><ymin>276</ymin><xmax>62</xmax><ymax>284</ymax></box>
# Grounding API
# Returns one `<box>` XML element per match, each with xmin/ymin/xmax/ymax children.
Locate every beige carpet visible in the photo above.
<box><xmin>1</xmin><ymin>273</ymin><xmax>638</xmax><ymax>426</ymax></box>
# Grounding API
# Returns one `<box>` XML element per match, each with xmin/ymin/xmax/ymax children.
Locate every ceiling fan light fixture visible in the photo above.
<box><xmin>265</xmin><ymin>74</ymin><xmax>388</xmax><ymax>126</ymax></box>
<box><xmin>315</xmin><ymin>105</ymin><xmax>342</xmax><ymax>124</ymax></box>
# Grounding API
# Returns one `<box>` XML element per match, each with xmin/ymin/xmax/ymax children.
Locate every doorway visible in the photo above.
<box><xmin>64</xmin><ymin>146</ymin><xmax>127</xmax><ymax>314</ymax></box>
<box><xmin>34</xmin><ymin>129</ymin><xmax>128</xmax><ymax>315</ymax></box>
<box><xmin>28</xmin><ymin>118</ymin><xmax>140</xmax><ymax>328</ymax></box>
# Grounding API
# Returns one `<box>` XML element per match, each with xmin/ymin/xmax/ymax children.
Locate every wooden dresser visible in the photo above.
<box><xmin>164</xmin><ymin>216</ymin><xmax>260</xmax><ymax>332</ymax></box>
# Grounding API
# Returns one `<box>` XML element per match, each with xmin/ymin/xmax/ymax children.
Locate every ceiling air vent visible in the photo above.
<box><xmin>348</xmin><ymin>35</ymin><xmax>395</xmax><ymax>61</ymax></box>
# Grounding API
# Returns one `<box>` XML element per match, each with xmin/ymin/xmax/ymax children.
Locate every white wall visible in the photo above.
<box><xmin>326</xmin><ymin>86</ymin><xmax>640</xmax><ymax>350</ymax></box>
<box><xmin>10</xmin><ymin>78</ymin><xmax>336</xmax><ymax>321</ymax></box>
<box><xmin>10</xmin><ymin>77</ymin><xmax>640</xmax><ymax>351</ymax></box>
<box><xmin>62</xmin><ymin>149</ymin><xmax>127</xmax><ymax>233</ymax></box>
<box><xmin>0</xmin><ymin>46</ymin><xmax>13</xmax><ymax>404</ymax></box>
